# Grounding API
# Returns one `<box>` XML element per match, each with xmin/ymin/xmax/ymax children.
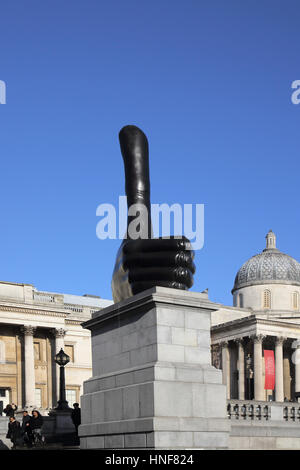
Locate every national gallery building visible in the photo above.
<box><xmin>1</xmin><ymin>230</ymin><xmax>300</xmax><ymax>415</ymax></box>
<box><xmin>0</xmin><ymin>283</ymin><xmax>112</xmax><ymax>412</ymax></box>
<box><xmin>211</xmin><ymin>230</ymin><xmax>300</xmax><ymax>404</ymax></box>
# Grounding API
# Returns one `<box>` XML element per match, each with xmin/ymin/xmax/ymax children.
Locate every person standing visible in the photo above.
<box><xmin>29</xmin><ymin>410</ymin><xmax>44</xmax><ymax>445</ymax></box>
<box><xmin>3</xmin><ymin>404</ymin><xmax>14</xmax><ymax>418</ymax></box>
<box><xmin>21</xmin><ymin>410</ymin><xmax>33</xmax><ymax>448</ymax></box>
<box><xmin>71</xmin><ymin>403</ymin><xmax>81</xmax><ymax>435</ymax></box>
<box><xmin>6</xmin><ymin>416</ymin><xmax>22</xmax><ymax>449</ymax></box>
<box><xmin>11</xmin><ymin>403</ymin><xmax>18</xmax><ymax>414</ymax></box>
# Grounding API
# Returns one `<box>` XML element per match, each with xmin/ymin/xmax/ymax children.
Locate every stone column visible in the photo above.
<box><xmin>211</xmin><ymin>344</ymin><xmax>221</xmax><ymax>370</ymax></box>
<box><xmin>221</xmin><ymin>341</ymin><xmax>230</xmax><ymax>399</ymax></box>
<box><xmin>21</xmin><ymin>325</ymin><xmax>36</xmax><ymax>409</ymax></box>
<box><xmin>275</xmin><ymin>336</ymin><xmax>285</xmax><ymax>402</ymax></box>
<box><xmin>283</xmin><ymin>352</ymin><xmax>291</xmax><ymax>401</ymax></box>
<box><xmin>236</xmin><ymin>338</ymin><xmax>245</xmax><ymax>401</ymax></box>
<box><xmin>253</xmin><ymin>334</ymin><xmax>264</xmax><ymax>401</ymax></box>
<box><xmin>54</xmin><ymin>329</ymin><xmax>66</xmax><ymax>402</ymax></box>
<box><xmin>294</xmin><ymin>340</ymin><xmax>300</xmax><ymax>399</ymax></box>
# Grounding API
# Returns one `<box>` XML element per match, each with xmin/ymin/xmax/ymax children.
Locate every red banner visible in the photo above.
<box><xmin>264</xmin><ymin>350</ymin><xmax>275</xmax><ymax>390</ymax></box>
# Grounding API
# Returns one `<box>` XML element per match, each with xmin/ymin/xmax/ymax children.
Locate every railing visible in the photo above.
<box><xmin>227</xmin><ymin>400</ymin><xmax>300</xmax><ymax>422</ymax></box>
<box><xmin>90</xmin><ymin>309</ymin><xmax>100</xmax><ymax>314</ymax></box>
<box><xmin>227</xmin><ymin>401</ymin><xmax>270</xmax><ymax>421</ymax></box>
<box><xmin>283</xmin><ymin>404</ymin><xmax>300</xmax><ymax>422</ymax></box>
<box><xmin>33</xmin><ymin>292</ymin><xmax>56</xmax><ymax>303</ymax></box>
<box><xmin>63</xmin><ymin>304</ymin><xmax>84</xmax><ymax>313</ymax></box>
<box><xmin>33</xmin><ymin>293</ymin><xmax>91</xmax><ymax>314</ymax></box>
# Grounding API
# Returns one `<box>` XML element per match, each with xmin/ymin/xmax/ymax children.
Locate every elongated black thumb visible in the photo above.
<box><xmin>119</xmin><ymin>125</ymin><xmax>152</xmax><ymax>239</ymax></box>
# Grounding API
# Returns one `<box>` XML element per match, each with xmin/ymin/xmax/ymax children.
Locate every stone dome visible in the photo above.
<box><xmin>232</xmin><ymin>231</ymin><xmax>300</xmax><ymax>292</ymax></box>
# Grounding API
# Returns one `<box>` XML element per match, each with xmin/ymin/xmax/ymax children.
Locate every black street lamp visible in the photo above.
<box><xmin>54</xmin><ymin>348</ymin><xmax>70</xmax><ymax>410</ymax></box>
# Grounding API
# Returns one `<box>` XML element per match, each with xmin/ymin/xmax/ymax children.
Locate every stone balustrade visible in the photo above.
<box><xmin>33</xmin><ymin>292</ymin><xmax>61</xmax><ymax>303</ymax></box>
<box><xmin>63</xmin><ymin>303</ymin><xmax>84</xmax><ymax>313</ymax></box>
<box><xmin>33</xmin><ymin>293</ymin><xmax>93</xmax><ymax>316</ymax></box>
<box><xmin>282</xmin><ymin>404</ymin><xmax>300</xmax><ymax>422</ymax></box>
<box><xmin>227</xmin><ymin>400</ymin><xmax>270</xmax><ymax>421</ymax></box>
<box><xmin>227</xmin><ymin>400</ymin><xmax>300</xmax><ymax>422</ymax></box>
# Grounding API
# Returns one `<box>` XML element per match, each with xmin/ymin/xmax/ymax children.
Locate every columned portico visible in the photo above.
<box><xmin>21</xmin><ymin>325</ymin><xmax>36</xmax><ymax>409</ymax></box>
<box><xmin>0</xmin><ymin>281</ymin><xmax>105</xmax><ymax>414</ymax></box>
<box><xmin>275</xmin><ymin>336</ymin><xmax>285</xmax><ymax>402</ymax></box>
<box><xmin>212</xmin><ymin>318</ymin><xmax>300</xmax><ymax>403</ymax></box>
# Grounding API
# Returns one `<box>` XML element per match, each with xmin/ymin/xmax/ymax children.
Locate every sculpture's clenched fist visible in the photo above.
<box><xmin>111</xmin><ymin>125</ymin><xmax>196</xmax><ymax>303</ymax></box>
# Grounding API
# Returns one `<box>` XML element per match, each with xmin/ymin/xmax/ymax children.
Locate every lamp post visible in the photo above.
<box><xmin>45</xmin><ymin>348</ymin><xmax>77</xmax><ymax>446</ymax></box>
<box><xmin>54</xmin><ymin>348</ymin><xmax>70</xmax><ymax>410</ymax></box>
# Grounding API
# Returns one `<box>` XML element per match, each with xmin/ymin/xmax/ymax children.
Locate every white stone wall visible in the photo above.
<box><xmin>211</xmin><ymin>306</ymin><xmax>251</xmax><ymax>327</ymax></box>
<box><xmin>234</xmin><ymin>284</ymin><xmax>300</xmax><ymax>312</ymax></box>
<box><xmin>64</xmin><ymin>326</ymin><xmax>92</xmax><ymax>398</ymax></box>
<box><xmin>0</xmin><ymin>282</ymin><xmax>29</xmax><ymax>301</ymax></box>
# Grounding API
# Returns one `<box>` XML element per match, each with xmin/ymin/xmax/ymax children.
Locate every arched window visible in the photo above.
<box><xmin>239</xmin><ymin>293</ymin><xmax>244</xmax><ymax>308</ymax></box>
<box><xmin>292</xmin><ymin>292</ymin><xmax>299</xmax><ymax>310</ymax></box>
<box><xmin>263</xmin><ymin>290</ymin><xmax>271</xmax><ymax>309</ymax></box>
<box><xmin>0</xmin><ymin>340</ymin><xmax>5</xmax><ymax>364</ymax></box>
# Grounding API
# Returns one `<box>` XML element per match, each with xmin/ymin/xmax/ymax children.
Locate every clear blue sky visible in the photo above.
<box><xmin>0</xmin><ymin>0</ymin><xmax>299</xmax><ymax>305</ymax></box>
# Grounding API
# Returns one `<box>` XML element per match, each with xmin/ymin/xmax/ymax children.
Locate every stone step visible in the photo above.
<box><xmin>0</xmin><ymin>436</ymin><xmax>11</xmax><ymax>450</ymax></box>
<box><xmin>0</xmin><ymin>417</ymin><xmax>8</xmax><ymax>433</ymax></box>
<box><xmin>1</xmin><ymin>416</ymin><xmax>13</xmax><ymax>449</ymax></box>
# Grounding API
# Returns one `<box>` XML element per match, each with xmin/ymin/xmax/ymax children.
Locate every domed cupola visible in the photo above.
<box><xmin>233</xmin><ymin>231</ymin><xmax>300</xmax><ymax>292</ymax></box>
<box><xmin>232</xmin><ymin>231</ymin><xmax>300</xmax><ymax>311</ymax></box>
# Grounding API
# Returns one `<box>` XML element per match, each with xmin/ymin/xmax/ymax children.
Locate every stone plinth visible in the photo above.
<box><xmin>79</xmin><ymin>287</ymin><xmax>230</xmax><ymax>449</ymax></box>
<box><xmin>45</xmin><ymin>410</ymin><xmax>77</xmax><ymax>446</ymax></box>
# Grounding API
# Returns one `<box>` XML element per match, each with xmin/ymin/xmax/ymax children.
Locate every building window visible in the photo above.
<box><xmin>66</xmin><ymin>389</ymin><xmax>77</xmax><ymax>405</ymax></box>
<box><xmin>263</xmin><ymin>290</ymin><xmax>271</xmax><ymax>309</ymax></box>
<box><xmin>35</xmin><ymin>388</ymin><xmax>42</xmax><ymax>408</ymax></box>
<box><xmin>292</xmin><ymin>292</ymin><xmax>299</xmax><ymax>310</ymax></box>
<box><xmin>34</xmin><ymin>342</ymin><xmax>41</xmax><ymax>361</ymax></box>
<box><xmin>65</xmin><ymin>345</ymin><xmax>74</xmax><ymax>363</ymax></box>
<box><xmin>0</xmin><ymin>340</ymin><xmax>5</xmax><ymax>364</ymax></box>
<box><xmin>239</xmin><ymin>294</ymin><xmax>244</xmax><ymax>308</ymax></box>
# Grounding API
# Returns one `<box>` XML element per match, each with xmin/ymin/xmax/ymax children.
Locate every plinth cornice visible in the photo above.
<box><xmin>82</xmin><ymin>286</ymin><xmax>219</xmax><ymax>330</ymax></box>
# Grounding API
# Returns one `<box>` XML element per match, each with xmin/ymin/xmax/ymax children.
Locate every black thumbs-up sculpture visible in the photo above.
<box><xmin>111</xmin><ymin>125</ymin><xmax>196</xmax><ymax>303</ymax></box>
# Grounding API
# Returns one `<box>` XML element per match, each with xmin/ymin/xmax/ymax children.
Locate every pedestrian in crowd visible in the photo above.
<box><xmin>29</xmin><ymin>410</ymin><xmax>44</xmax><ymax>445</ymax></box>
<box><xmin>0</xmin><ymin>400</ymin><xmax>3</xmax><ymax>416</ymax></box>
<box><xmin>11</xmin><ymin>403</ymin><xmax>18</xmax><ymax>414</ymax></box>
<box><xmin>71</xmin><ymin>403</ymin><xmax>81</xmax><ymax>435</ymax></box>
<box><xmin>21</xmin><ymin>410</ymin><xmax>33</xmax><ymax>448</ymax></box>
<box><xmin>6</xmin><ymin>416</ymin><xmax>22</xmax><ymax>449</ymax></box>
<box><xmin>3</xmin><ymin>404</ymin><xmax>14</xmax><ymax>417</ymax></box>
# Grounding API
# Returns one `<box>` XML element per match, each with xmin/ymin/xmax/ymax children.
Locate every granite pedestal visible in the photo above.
<box><xmin>79</xmin><ymin>287</ymin><xmax>230</xmax><ymax>449</ymax></box>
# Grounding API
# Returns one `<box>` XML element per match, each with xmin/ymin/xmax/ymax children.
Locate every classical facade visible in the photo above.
<box><xmin>1</xmin><ymin>229</ymin><xmax>299</xmax><ymax>419</ymax></box>
<box><xmin>211</xmin><ymin>231</ymin><xmax>300</xmax><ymax>403</ymax></box>
<box><xmin>0</xmin><ymin>281</ymin><xmax>112</xmax><ymax>413</ymax></box>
